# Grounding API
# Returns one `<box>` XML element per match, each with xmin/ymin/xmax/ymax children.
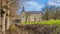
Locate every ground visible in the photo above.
<box><xmin>6</xmin><ymin>20</ymin><xmax>60</xmax><ymax>34</ymax></box>
<box><xmin>20</xmin><ymin>20</ymin><xmax>60</xmax><ymax>25</ymax></box>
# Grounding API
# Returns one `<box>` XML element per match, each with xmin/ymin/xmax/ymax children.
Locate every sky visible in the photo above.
<box><xmin>18</xmin><ymin>0</ymin><xmax>60</xmax><ymax>12</ymax></box>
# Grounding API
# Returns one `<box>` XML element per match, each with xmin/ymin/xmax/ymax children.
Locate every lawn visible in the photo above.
<box><xmin>20</xmin><ymin>20</ymin><xmax>60</xmax><ymax>25</ymax></box>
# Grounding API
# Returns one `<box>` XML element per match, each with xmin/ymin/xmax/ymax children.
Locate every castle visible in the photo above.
<box><xmin>20</xmin><ymin>6</ymin><xmax>43</xmax><ymax>22</ymax></box>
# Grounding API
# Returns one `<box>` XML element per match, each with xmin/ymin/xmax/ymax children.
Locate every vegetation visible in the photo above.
<box><xmin>6</xmin><ymin>24</ymin><xmax>20</xmax><ymax>34</ymax></box>
<box><xmin>0</xmin><ymin>0</ymin><xmax>19</xmax><ymax>34</ymax></box>
<box><xmin>25</xmin><ymin>12</ymin><xmax>31</xmax><ymax>22</ymax></box>
<box><xmin>10</xmin><ymin>25</ymin><xmax>17</xmax><ymax>31</ymax></box>
<box><xmin>20</xmin><ymin>20</ymin><xmax>60</xmax><ymax>25</ymax></box>
<box><xmin>0</xmin><ymin>0</ymin><xmax>60</xmax><ymax>34</ymax></box>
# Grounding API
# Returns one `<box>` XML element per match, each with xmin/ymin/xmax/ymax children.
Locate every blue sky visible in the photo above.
<box><xmin>24</xmin><ymin>0</ymin><xmax>48</xmax><ymax>11</ymax></box>
<box><xmin>18</xmin><ymin>0</ymin><xmax>60</xmax><ymax>12</ymax></box>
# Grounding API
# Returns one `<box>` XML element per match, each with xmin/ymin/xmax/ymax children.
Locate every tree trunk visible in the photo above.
<box><xmin>25</xmin><ymin>16</ymin><xmax>28</xmax><ymax>23</ymax></box>
<box><xmin>0</xmin><ymin>14</ymin><xmax>1</xmax><ymax>26</ymax></box>
<box><xmin>6</xmin><ymin>10</ymin><xmax>10</xmax><ymax>30</ymax></box>
<box><xmin>0</xmin><ymin>14</ymin><xmax>2</xmax><ymax>34</ymax></box>
<box><xmin>6</xmin><ymin>16</ymin><xmax>10</xmax><ymax>30</ymax></box>
<box><xmin>2</xmin><ymin>13</ymin><xmax>6</xmax><ymax>34</ymax></box>
<box><xmin>34</xmin><ymin>17</ymin><xmax>36</xmax><ymax>22</ymax></box>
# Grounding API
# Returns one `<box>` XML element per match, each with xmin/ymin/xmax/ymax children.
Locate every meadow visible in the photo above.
<box><xmin>20</xmin><ymin>20</ymin><xmax>60</xmax><ymax>25</ymax></box>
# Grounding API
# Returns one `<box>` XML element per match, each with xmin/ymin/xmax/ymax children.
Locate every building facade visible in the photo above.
<box><xmin>20</xmin><ymin>11</ymin><xmax>42</xmax><ymax>22</ymax></box>
<box><xmin>20</xmin><ymin>7</ymin><xmax>43</xmax><ymax>22</ymax></box>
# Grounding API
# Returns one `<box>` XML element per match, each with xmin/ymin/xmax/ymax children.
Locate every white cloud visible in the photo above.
<box><xmin>48</xmin><ymin>0</ymin><xmax>60</xmax><ymax>6</ymax></box>
<box><xmin>24</xmin><ymin>1</ymin><xmax>43</xmax><ymax>9</ymax></box>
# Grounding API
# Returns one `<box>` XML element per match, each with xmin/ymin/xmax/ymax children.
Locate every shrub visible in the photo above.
<box><xmin>10</xmin><ymin>25</ymin><xmax>17</xmax><ymax>31</ymax></box>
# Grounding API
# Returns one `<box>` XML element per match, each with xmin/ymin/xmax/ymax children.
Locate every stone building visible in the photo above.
<box><xmin>20</xmin><ymin>6</ymin><xmax>43</xmax><ymax>22</ymax></box>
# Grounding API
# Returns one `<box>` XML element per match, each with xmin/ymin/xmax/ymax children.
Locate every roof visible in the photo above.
<box><xmin>26</xmin><ymin>11</ymin><xmax>42</xmax><ymax>14</ymax></box>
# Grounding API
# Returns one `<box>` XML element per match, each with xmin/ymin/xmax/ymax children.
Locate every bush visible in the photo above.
<box><xmin>10</xmin><ymin>25</ymin><xmax>17</xmax><ymax>31</ymax></box>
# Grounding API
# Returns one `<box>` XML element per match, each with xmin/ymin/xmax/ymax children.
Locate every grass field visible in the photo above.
<box><xmin>20</xmin><ymin>20</ymin><xmax>60</xmax><ymax>25</ymax></box>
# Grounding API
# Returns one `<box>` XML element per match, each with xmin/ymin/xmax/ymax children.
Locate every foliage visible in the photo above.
<box><xmin>10</xmin><ymin>25</ymin><xmax>17</xmax><ymax>31</ymax></box>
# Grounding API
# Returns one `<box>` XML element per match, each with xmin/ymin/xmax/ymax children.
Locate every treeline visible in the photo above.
<box><xmin>42</xmin><ymin>6</ymin><xmax>60</xmax><ymax>20</ymax></box>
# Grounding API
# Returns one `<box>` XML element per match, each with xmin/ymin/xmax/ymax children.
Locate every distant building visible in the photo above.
<box><xmin>12</xmin><ymin>15</ymin><xmax>21</xmax><ymax>23</ymax></box>
<box><xmin>20</xmin><ymin>6</ymin><xmax>43</xmax><ymax>22</ymax></box>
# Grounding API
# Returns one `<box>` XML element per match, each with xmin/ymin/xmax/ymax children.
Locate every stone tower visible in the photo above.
<box><xmin>20</xmin><ymin>6</ymin><xmax>26</xmax><ymax>22</ymax></box>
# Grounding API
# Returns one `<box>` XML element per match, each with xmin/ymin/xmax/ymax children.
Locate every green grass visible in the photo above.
<box><xmin>20</xmin><ymin>20</ymin><xmax>60</xmax><ymax>25</ymax></box>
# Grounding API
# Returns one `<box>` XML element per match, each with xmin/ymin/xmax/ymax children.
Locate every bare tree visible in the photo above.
<box><xmin>25</xmin><ymin>12</ymin><xmax>31</xmax><ymax>23</ymax></box>
<box><xmin>43</xmin><ymin>3</ymin><xmax>50</xmax><ymax>20</ymax></box>
<box><xmin>0</xmin><ymin>0</ymin><xmax>19</xmax><ymax>34</ymax></box>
